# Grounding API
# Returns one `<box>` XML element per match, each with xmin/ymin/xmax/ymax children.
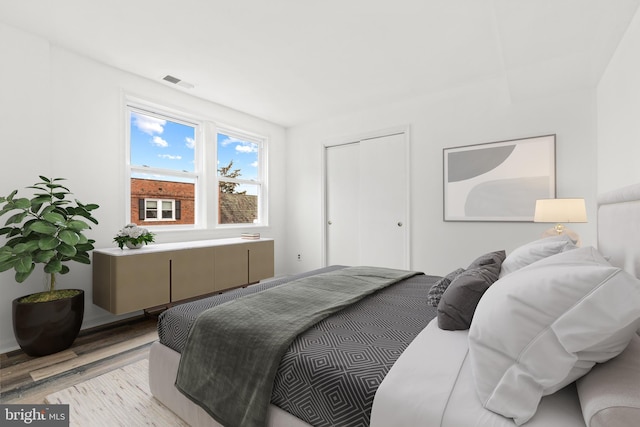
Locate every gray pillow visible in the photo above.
<box><xmin>437</xmin><ymin>250</ymin><xmax>505</xmax><ymax>331</ymax></box>
<box><xmin>427</xmin><ymin>268</ymin><xmax>465</xmax><ymax>307</ymax></box>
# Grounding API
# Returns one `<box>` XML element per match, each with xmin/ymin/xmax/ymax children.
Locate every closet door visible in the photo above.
<box><xmin>326</xmin><ymin>143</ymin><xmax>360</xmax><ymax>267</ymax></box>
<box><xmin>325</xmin><ymin>132</ymin><xmax>409</xmax><ymax>269</ymax></box>
<box><xmin>358</xmin><ymin>133</ymin><xmax>408</xmax><ymax>269</ymax></box>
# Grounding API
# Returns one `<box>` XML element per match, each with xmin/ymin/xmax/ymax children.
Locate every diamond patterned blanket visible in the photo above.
<box><xmin>159</xmin><ymin>266</ymin><xmax>439</xmax><ymax>427</ymax></box>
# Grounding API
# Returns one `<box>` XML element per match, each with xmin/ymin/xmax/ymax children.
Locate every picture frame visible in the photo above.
<box><xmin>443</xmin><ymin>134</ymin><xmax>556</xmax><ymax>222</ymax></box>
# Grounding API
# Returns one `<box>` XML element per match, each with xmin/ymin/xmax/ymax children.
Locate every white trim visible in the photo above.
<box><xmin>121</xmin><ymin>94</ymin><xmax>269</xmax><ymax>231</ymax></box>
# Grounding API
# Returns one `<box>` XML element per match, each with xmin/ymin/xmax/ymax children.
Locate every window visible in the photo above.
<box><xmin>126</xmin><ymin>98</ymin><xmax>267</xmax><ymax>229</ymax></box>
<box><xmin>217</xmin><ymin>130</ymin><xmax>264</xmax><ymax>225</ymax></box>
<box><xmin>140</xmin><ymin>198</ymin><xmax>179</xmax><ymax>221</ymax></box>
<box><xmin>127</xmin><ymin>105</ymin><xmax>198</xmax><ymax>226</ymax></box>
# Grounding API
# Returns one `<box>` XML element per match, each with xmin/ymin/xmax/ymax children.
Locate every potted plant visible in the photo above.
<box><xmin>113</xmin><ymin>223</ymin><xmax>155</xmax><ymax>249</ymax></box>
<box><xmin>0</xmin><ymin>176</ymin><xmax>99</xmax><ymax>357</ymax></box>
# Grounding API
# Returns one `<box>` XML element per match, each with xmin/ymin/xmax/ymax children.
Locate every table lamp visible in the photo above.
<box><xmin>534</xmin><ymin>198</ymin><xmax>587</xmax><ymax>245</ymax></box>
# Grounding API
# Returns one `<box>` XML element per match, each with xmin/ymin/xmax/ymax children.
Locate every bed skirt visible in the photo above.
<box><xmin>148</xmin><ymin>341</ymin><xmax>312</xmax><ymax>427</ymax></box>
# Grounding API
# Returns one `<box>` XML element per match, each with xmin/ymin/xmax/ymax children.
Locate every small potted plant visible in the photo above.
<box><xmin>113</xmin><ymin>223</ymin><xmax>155</xmax><ymax>249</ymax></box>
<box><xmin>0</xmin><ymin>176</ymin><xmax>99</xmax><ymax>357</ymax></box>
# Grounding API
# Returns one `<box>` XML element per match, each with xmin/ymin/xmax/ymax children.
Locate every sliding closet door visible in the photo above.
<box><xmin>325</xmin><ymin>132</ymin><xmax>409</xmax><ymax>269</ymax></box>
<box><xmin>358</xmin><ymin>133</ymin><xmax>408</xmax><ymax>269</ymax></box>
<box><xmin>326</xmin><ymin>143</ymin><xmax>360</xmax><ymax>267</ymax></box>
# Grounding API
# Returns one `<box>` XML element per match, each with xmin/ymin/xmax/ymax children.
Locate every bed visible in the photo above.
<box><xmin>149</xmin><ymin>183</ymin><xmax>640</xmax><ymax>427</ymax></box>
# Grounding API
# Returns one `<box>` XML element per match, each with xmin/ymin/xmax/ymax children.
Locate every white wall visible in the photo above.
<box><xmin>0</xmin><ymin>23</ymin><xmax>288</xmax><ymax>353</ymax></box>
<box><xmin>598</xmin><ymin>7</ymin><xmax>640</xmax><ymax>193</ymax></box>
<box><xmin>285</xmin><ymin>79</ymin><xmax>598</xmax><ymax>276</ymax></box>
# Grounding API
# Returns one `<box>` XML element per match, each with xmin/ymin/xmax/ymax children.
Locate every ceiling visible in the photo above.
<box><xmin>1</xmin><ymin>1</ymin><xmax>638</xmax><ymax>127</ymax></box>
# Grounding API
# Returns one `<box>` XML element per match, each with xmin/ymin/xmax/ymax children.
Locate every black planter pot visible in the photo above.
<box><xmin>12</xmin><ymin>290</ymin><xmax>85</xmax><ymax>357</ymax></box>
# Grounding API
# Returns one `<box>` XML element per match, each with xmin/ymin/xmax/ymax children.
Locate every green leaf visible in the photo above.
<box><xmin>15</xmin><ymin>266</ymin><xmax>35</xmax><ymax>283</ymax></box>
<box><xmin>0</xmin><ymin>226</ymin><xmax>15</xmax><ymax>236</ymax></box>
<box><xmin>34</xmin><ymin>250</ymin><xmax>56</xmax><ymax>263</ymax></box>
<box><xmin>44</xmin><ymin>258</ymin><xmax>62</xmax><ymax>274</ymax></box>
<box><xmin>71</xmin><ymin>253</ymin><xmax>91</xmax><ymax>264</ymax></box>
<box><xmin>0</xmin><ymin>258</ymin><xmax>15</xmax><ymax>272</ymax></box>
<box><xmin>60</xmin><ymin>265</ymin><xmax>70</xmax><ymax>274</ymax></box>
<box><xmin>42</xmin><ymin>211</ymin><xmax>66</xmax><ymax>225</ymax></box>
<box><xmin>22</xmin><ymin>240</ymin><xmax>40</xmax><ymax>252</ymax></box>
<box><xmin>82</xmin><ymin>203</ymin><xmax>99</xmax><ymax>211</ymax></box>
<box><xmin>75</xmin><ymin>242</ymin><xmax>95</xmax><ymax>252</ymax></box>
<box><xmin>66</xmin><ymin>220</ymin><xmax>90</xmax><ymax>231</ymax></box>
<box><xmin>56</xmin><ymin>242</ymin><xmax>76</xmax><ymax>257</ymax></box>
<box><xmin>12</xmin><ymin>243</ymin><xmax>29</xmax><ymax>254</ymax></box>
<box><xmin>38</xmin><ymin>235</ymin><xmax>60</xmax><ymax>250</ymax></box>
<box><xmin>29</xmin><ymin>220</ymin><xmax>58</xmax><ymax>235</ymax></box>
<box><xmin>15</xmin><ymin>254</ymin><xmax>34</xmax><ymax>273</ymax></box>
<box><xmin>40</xmin><ymin>205</ymin><xmax>56</xmax><ymax>215</ymax></box>
<box><xmin>52</xmin><ymin>192</ymin><xmax>69</xmax><ymax>200</ymax></box>
<box><xmin>0</xmin><ymin>250</ymin><xmax>13</xmax><ymax>263</ymax></box>
<box><xmin>31</xmin><ymin>194</ymin><xmax>52</xmax><ymax>204</ymax></box>
<box><xmin>13</xmin><ymin>198</ymin><xmax>31</xmax><ymax>209</ymax></box>
<box><xmin>0</xmin><ymin>206</ymin><xmax>14</xmax><ymax>217</ymax></box>
<box><xmin>59</xmin><ymin>230</ymin><xmax>80</xmax><ymax>246</ymax></box>
<box><xmin>4</xmin><ymin>211</ymin><xmax>27</xmax><ymax>226</ymax></box>
<box><xmin>39</xmin><ymin>176</ymin><xmax>51</xmax><ymax>183</ymax></box>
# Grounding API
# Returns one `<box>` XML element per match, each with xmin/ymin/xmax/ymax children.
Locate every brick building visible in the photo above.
<box><xmin>131</xmin><ymin>178</ymin><xmax>257</xmax><ymax>225</ymax></box>
<box><xmin>131</xmin><ymin>178</ymin><xmax>195</xmax><ymax>225</ymax></box>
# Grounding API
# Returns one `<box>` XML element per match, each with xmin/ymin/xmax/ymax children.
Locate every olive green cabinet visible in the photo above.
<box><xmin>92</xmin><ymin>238</ymin><xmax>274</xmax><ymax>314</ymax></box>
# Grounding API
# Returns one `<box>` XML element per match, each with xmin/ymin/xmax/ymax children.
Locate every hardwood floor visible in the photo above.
<box><xmin>0</xmin><ymin>315</ymin><xmax>158</xmax><ymax>404</ymax></box>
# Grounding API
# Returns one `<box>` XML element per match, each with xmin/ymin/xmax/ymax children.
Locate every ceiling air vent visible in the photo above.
<box><xmin>162</xmin><ymin>75</ymin><xmax>194</xmax><ymax>89</ymax></box>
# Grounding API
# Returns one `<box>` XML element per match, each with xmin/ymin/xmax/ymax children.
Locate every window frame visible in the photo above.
<box><xmin>124</xmin><ymin>96</ymin><xmax>268</xmax><ymax>231</ymax></box>
<box><xmin>142</xmin><ymin>198</ymin><xmax>177</xmax><ymax>222</ymax></box>
<box><xmin>215</xmin><ymin>126</ymin><xmax>267</xmax><ymax>227</ymax></box>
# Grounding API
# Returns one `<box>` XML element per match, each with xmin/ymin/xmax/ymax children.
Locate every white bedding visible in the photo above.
<box><xmin>371</xmin><ymin>319</ymin><xmax>586</xmax><ymax>427</ymax></box>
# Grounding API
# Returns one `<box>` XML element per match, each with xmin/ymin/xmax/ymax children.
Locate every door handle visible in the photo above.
<box><xmin>397</xmin><ymin>222</ymin><xmax>403</xmax><ymax>227</ymax></box>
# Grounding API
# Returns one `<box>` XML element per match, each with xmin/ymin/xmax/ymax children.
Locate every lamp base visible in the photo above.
<box><xmin>540</xmin><ymin>226</ymin><xmax>581</xmax><ymax>246</ymax></box>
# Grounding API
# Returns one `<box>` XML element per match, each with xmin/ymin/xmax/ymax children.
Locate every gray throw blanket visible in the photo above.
<box><xmin>175</xmin><ymin>266</ymin><xmax>420</xmax><ymax>427</ymax></box>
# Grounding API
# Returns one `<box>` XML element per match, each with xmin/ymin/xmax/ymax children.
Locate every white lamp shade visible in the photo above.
<box><xmin>534</xmin><ymin>198</ymin><xmax>587</xmax><ymax>223</ymax></box>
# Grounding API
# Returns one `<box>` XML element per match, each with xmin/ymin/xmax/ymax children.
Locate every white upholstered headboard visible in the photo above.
<box><xmin>597</xmin><ymin>183</ymin><xmax>640</xmax><ymax>279</ymax></box>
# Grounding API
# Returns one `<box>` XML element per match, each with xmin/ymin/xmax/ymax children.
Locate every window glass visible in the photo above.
<box><xmin>217</xmin><ymin>131</ymin><xmax>263</xmax><ymax>225</ymax></box>
<box><xmin>130</xmin><ymin>111</ymin><xmax>195</xmax><ymax>172</ymax></box>
<box><xmin>128</xmin><ymin>107</ymin><xmax>197</xmax><ymax>226</ymax></box>
<box><xmin>126</xmin><ymin>99</ymin><xmax>267</xmax><ymax>229</ymax></box>
<box><xmin>217</xmin><ymin>133</ymin><xmax>259</xmax><ymax>181</ymax></box>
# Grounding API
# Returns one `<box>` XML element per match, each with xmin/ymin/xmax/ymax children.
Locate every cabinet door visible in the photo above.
<box><xmin>248</xmin><ymin>240</ymin><xmax>274</xmax><ymax>283</ymax></box>
<box><xmin>171</xmin><ymin>247</ymin><xmax>216</xmax><ymax>301</ymax></box>
<box><xmin>111</xmin><ymin>252</ymin><xmax>171</xmax><ymax>314</ymax></box>
<box><xmin>214</xmin><ymin>244</ymin><xmax>249</xmax><ymax>290</ymax></box>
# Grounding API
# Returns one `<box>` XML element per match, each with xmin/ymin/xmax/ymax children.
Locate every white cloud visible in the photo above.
<box><xmin>152</xmin><ymin>136</ymin><xmax>169</xmax><ymax>147</ymax></box>
<box><xmin>158</xmin><ymin>154</ymin><xmax>182</xmax><ymax>160</ymax></box>
<box><xmin>251</xmin><ymin>161</ymin><xmax>258</xmax><ymax>168</ymax></box>
<box><xmin>235</xmin><ymin>143</ymin><xmax>257</xmax><ymax>153</ymax></box>
<box><xmin>185</xmin><ymin>137</ymin><xmax>195</xmax><ymax>149</ymax></box>
<box><xmin>219</xmin><ymin>135</ymin><xmax>244</xmax><ymax>147</ymax></box>
<box><xmin>132</xmin><ymin>112</ymin><xmax>165</xmax><ymax>135</ymax></box>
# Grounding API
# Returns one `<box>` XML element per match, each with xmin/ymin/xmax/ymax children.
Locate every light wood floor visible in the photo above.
<box><xmin>0</xmin><ymin>315</ymin><xmax>158</xmax><ymax>404</ymax></box>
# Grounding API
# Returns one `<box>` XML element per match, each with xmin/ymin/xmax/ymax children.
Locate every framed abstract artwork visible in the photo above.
<box><xmin>443</xmin><ymin>134</ymin><xmax>556</xmax><ymax>221</ymax></box>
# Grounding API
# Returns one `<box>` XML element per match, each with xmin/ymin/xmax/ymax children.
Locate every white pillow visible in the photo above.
<box><xmin>468</xmin><ymin>246</ymin><xmax>640</xmax><ymax>425</ymax></box>
<box><xmin>499</xmin><ymin>234</ymin><xmax>577</xmax><ymax>278</ymax></box>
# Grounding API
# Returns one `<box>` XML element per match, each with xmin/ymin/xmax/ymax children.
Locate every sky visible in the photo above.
<box><xmin>129</xmin><ymin>111</ymin><xmax>259</xmax><ymax>183</ymax></box>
